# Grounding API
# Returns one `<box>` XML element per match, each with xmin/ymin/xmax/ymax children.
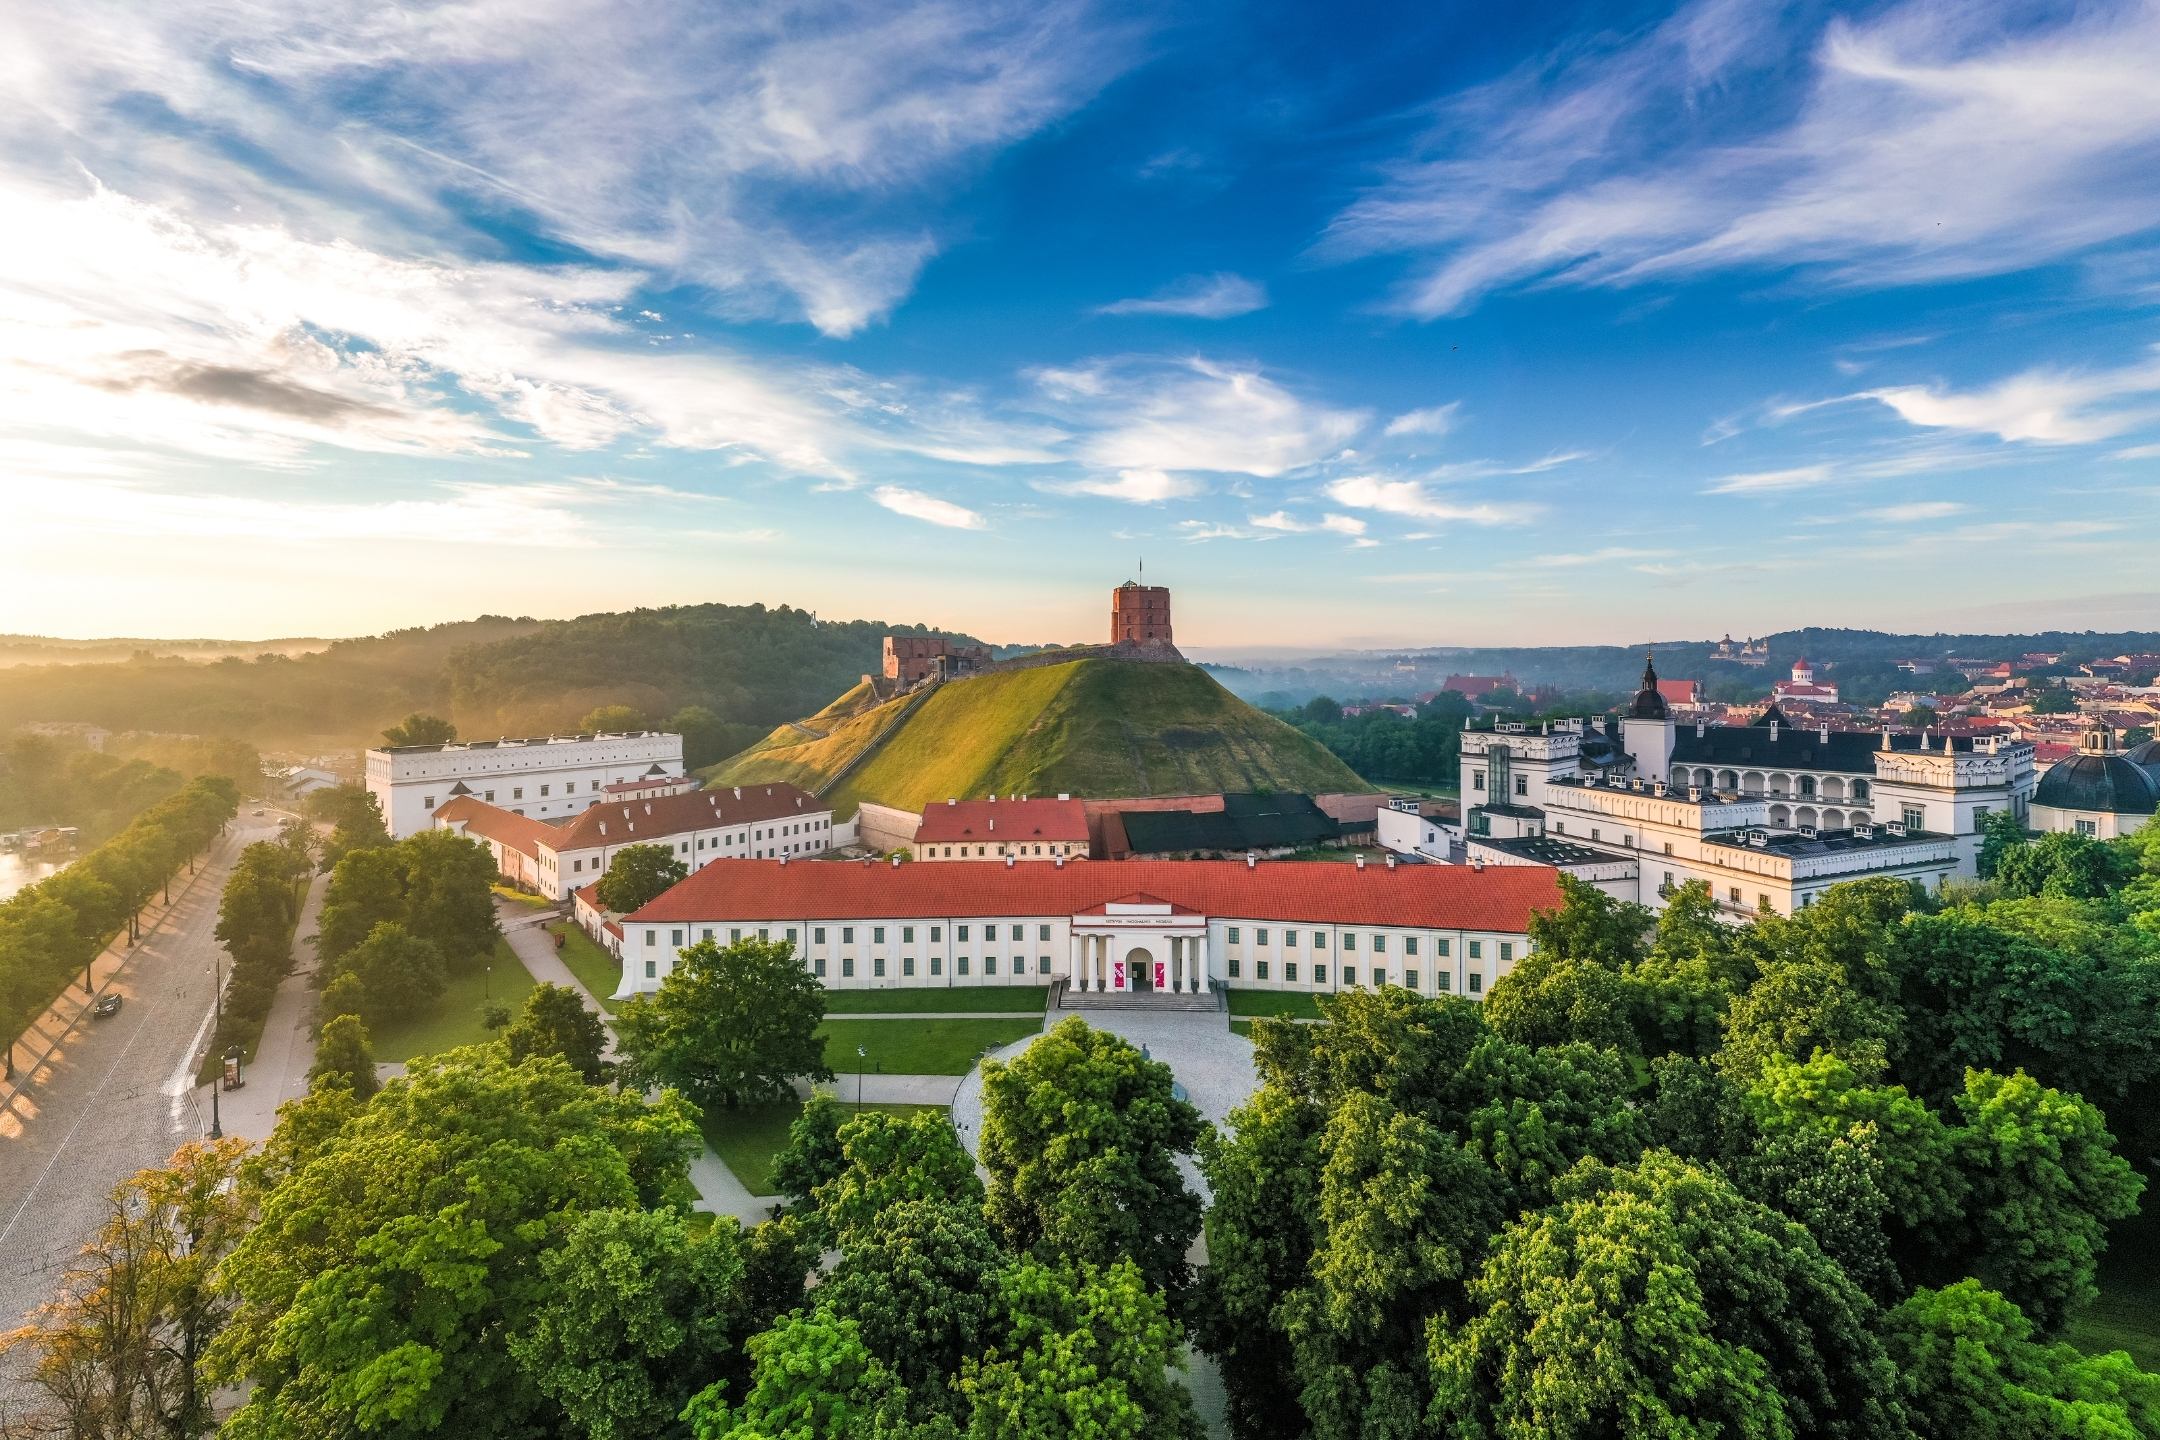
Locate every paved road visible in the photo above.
<box><xmin>0</xmin><ymin>813</ymin><xmax>288</xmax><ymax>1354</ymax></box>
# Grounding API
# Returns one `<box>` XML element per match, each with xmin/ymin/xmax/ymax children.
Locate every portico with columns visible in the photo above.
<box><xmin>1071</xmin><ymin>894</ymin><xmax>1211</xmax><ymax>994</ymax></box>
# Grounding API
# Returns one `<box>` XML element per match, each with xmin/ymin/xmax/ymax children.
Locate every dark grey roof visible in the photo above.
<box><xmin>2033</xmin><ymin>754</ymin><xmax>2160</xmax><ymax>816</ymax></box>
<box><xmin>1701</xmin><ymin>826</ymin><xmax>1945</xmax><ymax>858</ymax></box>
<box><xmin>1120</xmin><ymin>792</ymin><xmax>1343</xmax><ymax>854</ymax></box>
<box><xmin>1477</xmin><ymin>803</ymin><xmax>1547</xmax><ymax>819</ymax></box>
<box><xmin>1627</xmin><ymin>654</ymin><xmax>1668</xmax><ymax>720</ymax></box>
<box><xmin>1475</xmin><ymin>836</ymin><xmax>1626</xmax><ymax>868</ymax></box>
<box><xmin>1672</xmin><ymin>724</ymin><xmax>2000</xmax><ymax>776</ymax></box>
<box><xmin>2122</xmin><ymin>738</ymin><xmax>2160</xmax><ymax>779</ymax></box>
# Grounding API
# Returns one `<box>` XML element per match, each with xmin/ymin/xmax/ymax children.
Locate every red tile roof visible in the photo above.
<box><xmin>915</xmin><ymin>797</ymin><xmax>1089</xmax><ymax>845</ymax></box>
<box><xmin>434</xmin><ymin>796</ymin><xmax>561</xmax><ymax>859</ymax></box>
<box><xmin>547</xmin><ymin>782</ymin><xmax>823</xmax><ymax>853</ymax></box>
<box><xmin>626</xmin><ymin>857</ymin><xmax>1563</xmax><ymax>933</ymax></box>
<box><xmin>1656</xmin><ymin>679</ymin><xmax>1699</xmax><ymax>705</ymax></box>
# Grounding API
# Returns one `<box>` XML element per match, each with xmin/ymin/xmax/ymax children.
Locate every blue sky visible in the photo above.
<box><xmin>4</xmin><ymin>0</ymin><xmax>2159</xmax><ymax>648</ymax></box>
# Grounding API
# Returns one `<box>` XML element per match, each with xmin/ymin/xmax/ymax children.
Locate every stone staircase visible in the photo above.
<box><xmin>1058</xmin><ymin>986</ymin><xmax>1223</xmax><ymax>1013</ymax></box>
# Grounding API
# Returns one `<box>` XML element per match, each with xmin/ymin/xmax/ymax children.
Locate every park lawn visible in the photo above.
<box><xmin>2068</xmin><ymin>1203</ymin><xmax>2160</xmax><ymax>1369</ymax></box>
<box><xmin>1225</xmin><ymin>989</ymin><xmax>1328</xmax><ymax>1020</ymax></box>
<box><xmin>545</xmin><ymin>921</ymin><xmax>623</xmax><ymax>1014</ymax></box>
<box><xmin>492</xmin><ymin>884</ymin><xmax>553</xmax><ymax>909</ymax></box>
<box><xmin>819</xmin><ymin>1017</ymin><xmax>1041</xmax><ymax>1076</ymax></box>
<box><xmin>369</xmin><ymin>938</ymin><xmax>536</xmax><ymax>1064</ymax></box>
<box><xmin>824</xmin><ymin>985</ymin><xmax>1049</xmax><ymax>1015</ymax></box>
<box><xmin>698</xmin><ymin>1098</ymin><xmax>947</xmax><ymax>1196</ymax></box>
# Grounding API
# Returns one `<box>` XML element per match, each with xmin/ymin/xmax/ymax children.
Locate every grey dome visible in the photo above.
<box><xmin>2122</xmin><ymin>737</ymin><xmax>2160</xmax><ymax>779</ymax></box>
<box><xmin>2034</xmin><ymin>752</ymin><xmax>2160</xmax><ymax>817</ymax></box>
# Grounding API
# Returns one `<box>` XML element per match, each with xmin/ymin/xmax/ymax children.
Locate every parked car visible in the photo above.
<box><xmin>93</xmin><ymin>993</ymin><xmax>123</xmax><ymax>1018</ymax></box>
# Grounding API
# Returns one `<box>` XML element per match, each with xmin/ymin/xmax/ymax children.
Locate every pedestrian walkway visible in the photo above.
<box><xmin>211</xmin><ymin>870</ymin><xmax>330</xmax><ymax>1142</ymax></box>
<box><xmin>820</xmin><ymin>1010</ymin><xmax>1043</xmax><ymax>1021</ymax></box>
<box><xmin>795</xmin><ymin>1072</ymin><xmax>964</xmax><ymax>1105</ymax></box>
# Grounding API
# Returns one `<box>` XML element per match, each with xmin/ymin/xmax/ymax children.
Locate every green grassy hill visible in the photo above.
<box><xmin>705</xmin><ymin>659</ymin><xmax>1372</xmax><ymax>815</ymax></box>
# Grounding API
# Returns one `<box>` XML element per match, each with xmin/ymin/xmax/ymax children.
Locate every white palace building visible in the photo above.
<box><xmin>365</xmin><ymin>730</ymin><xmax>686</xmax><ymax>838</ymax></box>
<box><xmin>610</xmin><ymin>855</ymin><xmax>1563</xmax><ymax>1004</ymax></box>
<box><xmin>1379</xmin><ymin>656</ymin><xmax>2037</xmax><ymax>919</ymax></box>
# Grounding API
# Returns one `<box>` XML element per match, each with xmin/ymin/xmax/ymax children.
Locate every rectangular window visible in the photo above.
<box><xmin>1758</xmin><ymin>893</ymin><xmax>1772</xmax><ymax>912</ymax></box>
<box><xmin>424</xmin><ymin>795</ymin><xmax>436</xmax><ymax>810</ymax></box>
<box><xmin>931</xmin><ymin>956</ymin><xmax>942</xmax><ymax>976</ymax></box>
<box><xmin>1372</xmin><ymin>935</ymin><xmax>1387</xmax><ymax>953</ymax></box>
<box><xmin>873</xmin><ymin>957</ymin><xmax>885</xmax><ymax>978</ymax></box>
<box><xmin>1499</xmin><ymin>942</ymin><xmax>1514</xmax><ymax>964</ymax></box>
<box><xmin>1039</xmin><ymin>956</ymin><xmax>1052</xmax><ymax>974</ymax></box>
<box><xmin>1313</xmin><ymin>932</ymin><xmax>1328</xmax><ymax>949</ymax></box>
<box><xmin>1436</xmin><ymin>971</ymin><xmax>1451</xmax><ymax>992</ymax></box>
<box><xmin>671</xmin><ymin>929</ymin><xmax>683</xmax><ymax>947</ymax></box>
<box><xmin>814</xmin><ymin>926</ymin><xmax>826</xmax><ymax>944</ymax></box>
<box><xmin>786</xmin><ymin>928</ymin><xmax>797</xmax><ymax>943</ymax></box>
<box><xmin>957</xmin><ymin>957</ymin><xmax>970</xmax><ymax>976</ymax></box>
<box><xmin>1973</xmin><ymin>806</ymin><xmax>1990</xmax><ymax>833</ymax></box>
<box><xmin>842</xmin><ymin>957</ymin><xmax>854</xmax><ymax>978</ymax></box>
<box><xmin>903</xmin><ymin>957</ymin><xmax>915</xmax><ymax>977</ymax></box>
<box><xmin>1468</xmin><ymin>941</ymin><xmax>1482</xmax><ymax>960</ymax></box>
<box><xmin>645</xmin><ymin>959</ymin><xmax>656</xmax><ymax>978</ymax></box>
<box><xmin>1228</xmin><ymin>926</ymin><xmax>1241</xmax><ymax>944</ymax></box>
<box><xmin>1285</xmin><ymin>962</ymin><xmax>1298</xmax><ymax>983</ymax></box>
<box><xmin>540</xmin><ymin>784</ymin><xmax>550</xmax><ymax>797</ymax></box>
<box><xmin>1039</xmin><ymin>924</ymin><xmax>1051</xmax><ymax>941</ymax></box>
<box><xmin>566</xmin><ymin>782</ymin><xmax>575</xmax><ymax>794</ymax></box>
<box><xmin>1437</xmin><ymin>938</ymin><xmax>1450</xmax><ymax>957</ymax></box>
<box><xmin>1404</xmin><ymin>937</ymin><xmax>1418</xmax><ymax>956</ymax></box>
<box><xmin>645</xmin><ymin>929</ymin><xmax>656</xmax><ymax>945</ymax></box>
<box><xmin>814</xmin><ymin>957</ymin><xmax>827</xmax><ymax>977</ymax></box>
<box><xmin>758</xmin><ymin>927</ymin><xmax>769</xmax><ymax>941</ymax></box>
<box><xmin>1405</xmin><ymin>969</ymin><xmax>1419</xmax><ymax>990</ymax></box>
<box><xmin>1256</xmin><ymin>927</ymin><xmax>1269</xmax><ymax>946</ymax></box>
<box><xmin>1514</xmin><ymin>775</ymin><xmax>1528</xmax><ymax>796</ymax></box>
<box><xmin>986</xmin><ymin>956</ymin><xmax>998</xmax><ymax>975</ymax></box>
<box><xmin>958</xmin><ymin>925</ymin><xmax>971</xmax><ymax>942</ymax></box>
<box><xmin>485</xmin><ymin>790</ymin><xmax>496</xmax><ymax>802</ymax></box>
<box><xmin>1372</xmin><ymin>969</ymin><xmax>1385</xmax><ymax>987</ymax></box>
<box><xmin>930</xmin><ymin>926</ymin><xmax>942</xmax><ymax>942</ymax></box>
<box><xmin>1473</xmin><ymin>769</ymin><xmax>1486</xmax><ymax>791</ymax></box>
<box><xmin>730</xmin><ymin>928</ymin><xmax>742</xmax><ymax>943</ymax></box>
<box><xmin>702</xmin><ymin>928</ymin><xmax>714</xmax><ymax>942</ymax></box>
<box><xmin>1286</xmin><ymin>930</ymin><xmax>1299</xmax><ymax>947</ymax></box>
<box><xmin>1343</xmin><ymin>933</ymin><xmax>1357</xmax><ymax>951</ymax></box>
<box><xmin>2076</xmin><ymin>818</ymin><xmax>2098</xmax><ymax>837</ymax></box>
<box><xmin>842</xmin><ymin>926</ymin><xmax>855</xmax><ymax>944</ymax></box>
<box><xmin>513</xmin><ymin>787</ymin><xmax>524</xmax><ymax>800</ymax></box>
<box><xmin>1902</xmin><ymin>805</ymin><xmax>1925</xmax><ymax>831</ymax></box>
<box><xmin>1343</xmin><ymin>967</ymin><xmax>1356</xmax><ymax>986</ymax></box>
<box><xmin>903</xmin><ymin>925</ymin><xmax>915</xmax><ymax>943</ymax></box>
<box><xmin>1468</xmin><ymin>972</ymin><xmax>1482</xmax><ymax>994</ymax></box>
<box><xmin>1229</xmin><ymin>958</ymin><xmax>1241</xmax><ymax>978</ymax></box>
<box><xmin>1730</xmin><ymin>886</ymin><xmax>1743</xmax><ymax>904</ymax></box>
<box><xmin>1257</xmin><ymin>960</ymin><xmax>1269</xmax><ymax>980</ymax></box>
<box><xmin>873</xmin><ymin>926</ymin><xmax>886</xmax><ymax>944</ymax></box>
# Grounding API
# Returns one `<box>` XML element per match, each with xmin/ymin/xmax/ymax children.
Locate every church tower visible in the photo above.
<box><xmin>1621</xmin><ymin>650</ymin><xmax>1678</xmax><ymax>783</ymax></box>
<box><xmin>1111</xmin><ymin>579</ymin><xmax>1173</xmax><ymax>647</ymax></box>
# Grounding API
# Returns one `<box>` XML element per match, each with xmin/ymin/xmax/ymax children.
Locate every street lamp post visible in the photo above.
<box><xmin>856</xmin><ymin>1045</ymin><xmax>866</xmax><ymax>1109</ymax></box>
<box><xmin>208</xmin><ymin>956</ymin><xmax>224</xmax><ymax>1140</ymax></box>
<box><xmin>484</xmin><ymin>964</ymin><xmax>492</xmax><ymax>999</ymax></box>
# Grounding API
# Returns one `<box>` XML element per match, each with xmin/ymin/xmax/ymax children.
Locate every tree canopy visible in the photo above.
<box><xmin>595</xmin><ymin>842</ymin><xmax>688</xmax><ymax>915</ymax></box>
<box><xmin>613</xmin><ymin>937</ymin><xmax>832</xmax><ymax>1110</ymax></box>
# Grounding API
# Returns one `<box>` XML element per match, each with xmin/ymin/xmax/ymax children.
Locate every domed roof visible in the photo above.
<box><xmin>1627</xmin><ymin>652</ymin><xmax>1668</xmax><ymax>720</ymax></box>
<box><xmin>2123</xmin><ymin>737</ymin><xmax>2160</xmax><ymax>776</ymax></box>
<box><xmin>2034</xmin><ymin>752</ymin><xmax>2160</xmax><ymax>817</ymax></box>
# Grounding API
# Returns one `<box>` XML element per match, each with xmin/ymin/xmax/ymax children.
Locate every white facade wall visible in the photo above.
<box><xmin>367</xmin><ymin>732</ymin><xmax>684</xmax><ymax>838</ymax></box>
<box><xmin>1376</xmin><ymin>806</ymin><xmax>1456</xmax><ymax>860</ymax></box>
<box><xmin>614</xmin><ymin>898</ymin><xmax>1538</xmax><ymax>1003</ymax></box>
<box><xmin>2031</xmin><ymin>804</ymin><xmax>2145</xmax><ymax>840</ymax></box>
<box><xmin>536</xmin><ymin>809</ymin><xmax>835</xmax><ymax>900</ymax></box>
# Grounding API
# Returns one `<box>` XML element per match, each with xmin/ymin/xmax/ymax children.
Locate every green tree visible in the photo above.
<box><xmin>1429</xmin><ymin>1153</ymin><xmax>1905</xmax><ymax>1440</ymax></box>
<box><xmin>613</xmin><ymin>937</ymin><xmax>832</xmax><ymax>1111</ymax></box>
<box><xmin>395</xmin><ymin>828</ymin><xmax>501</xmax><ymax>964</ymax></box>
<box><xmin>813</xmin><ymin>1109</ymin><xmax>983</xmax><ymax>1245</ymax></box>
<box><xmin>327</xmin><ymin>920</ymin><xmax>446</xmax><ymax>1024</ymax></box>
<box><xmin>820</xmin><ymin>1199</ymin><xmax>1002</xmax><ymax>1407</ymax></box>
<box><xmin>211</xmin><ymin>1047</ymin><xmax>701</xmax><ymax>1440</ymax></box>
<box><xmin>1975</xmin><ymin>807</ymin><xmax>2030</xmax><ymax>880</ymax></box>
<box><xmin>1523</xmin><ymin>872</ymin><xmax>1650</xmax><ymax>968</ymax></box>
<box><xmin>315</xmin><ymin>846</ymin><xmax>407</xmax><ymax>964</ymax></box>
<box><xmin>595</xmin><ymin>843</ymin><xmax>689</xmax><ymax>916</ymax></box>
<box><xmin>309</xmin><ymin>1013</ymin><xmax>380</xmax><ymax>1101</ymax></box>
<box><xmin>308</xmin><ymin>787</ymin><xmax>390</xmax><ymax>872</ymax></box>
<box><xmin>979</xmin><ymin>1017</ymin><xmax>1204</xmax><ymax>1303</ymax></box>
<box><xmin>664</xmin><ymin>705</ymin><xmax>735</xmax><ymax>770</ymax></box>
<box><xmin>1886</xmin><ymin>1280</ymin><xmax>2160</xmax><ymax>1438</ymax></box>
<box><xmin>681</xmin><ymin>1310</ymin><xmax>925</xmax><ymax>1440</ymax></box>
<box><xmin>961</xmin><ymin>1259</ymin><xmax>1206</xmax><ymax>1439</ymax></box>
<box><xmin>380</xmin><ymin>713</ymin><xmax>457</xmax><ymax>747</ymax></box>
<box><xmin>509</xmin><ymin>1209</ymin><xmax>759</xmax><ymax>1440</ymax></box>
<box><xmin>504</xmin><ymin>982</ymin><xmax>609</xmax><ymax>1083</ymax></box>
<box><xmin>1717</xmin><ymin>879</ymin><xmax>1915</xmax><ymax>1083</ymax></box>
<box><xmin>579</xmin><ymin>705</ymin><xmax>647</xmax><ymax>734</ymax></box>
<box><xmin>769</xmin><ymin>1093</ymin><xmax>850</xmax><ymax>1214</ymax></box>
<box><xmin>1995</xmin><ymin>831</ymin><xmax>2140</xmax><ymax>901</ymax></box>
<box><xmin>1948</xmin><ymin>1068</ymin><xmax>2145</xmax><ymax>1333</ymax></box>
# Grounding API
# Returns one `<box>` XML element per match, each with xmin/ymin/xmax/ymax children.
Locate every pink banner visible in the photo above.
<box><xmin>1154</xmin><ymin>961</ymin><xmax>1167</xmax><ymax>990</ymax></box>
<box><xmin>1112</xmin><ymin>961</ymin><xmax>1126</xmax><ymax>991</ymax></box>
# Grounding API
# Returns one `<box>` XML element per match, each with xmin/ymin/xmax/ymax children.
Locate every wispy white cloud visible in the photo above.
<box><xmin>1536</xmin><ymin>545</ymin><xmax>1667</xmax><ymax>567</ymax></box>
<box><xmin>1323</xmin><ymin>474</ymin><xmax>1540</xmax><ymax>525</ymax></box>
<box><xmin>1249</xmin><ymin>510</ymin><xmax>1367</xmax><ymax>536</ymax></box>
<box><xmin>2108</xmin><ymin>443</ymin><xmax>2160</xmax><ymax>461</ymax></box>
<box><xmin>1856</xmin><ymin>349</ymin><xmax>2160</xmax><ymax>444</ymax></box>
<box><xmin>1096</xmin><ymin>273</ymin><xmax>1267</xmax><ymax>319</ymax></box>
<box><xmin>872</xmin><ymin>484</ymin><xmax>985</xmax><ymax>529</ymax></box>
<box><xmin>0</xmin><ymin>0</ymin><xmax>1138</xmax><ymax>337</ymax></box>
<box><xmin>1032</xmin><ymin>356</ymin><xmax>1368</xmax><ymax>478</ymax></box>
<box><xmin>1383</xmin><ymin>402</ymin><xmax>1459</xmax><ymax>438</ymax></box>
<box><xmin>1041</xmin><ymin>468</ymin><xmax>1205</xmax><ymax>503</ymax></box>
<box><xmin>1859</xmin><ymin>500</ymin><xmax>1964</xmax><ymax>522</ymax></box>
<box><xmin>1703</xmin><ymin>464</ymin><xmax>1836</xmax><ymax>495</ymax></box>
<box><xmin>1329</xmin><ymin>0</ymin><xmax>2160</xmax><ymax>317</ymax></box>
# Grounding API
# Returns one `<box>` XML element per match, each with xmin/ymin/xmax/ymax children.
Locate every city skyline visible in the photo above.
<box><xmin>5</xmin><ymin>0</ymin><xmax>2160</xmax><ymax>646</ymax></box>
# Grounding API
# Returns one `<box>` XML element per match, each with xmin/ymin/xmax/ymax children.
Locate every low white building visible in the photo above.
<box><xmin>435</xmin><ymin>779</ymin><xmax>834</xmax><ymax>900</ymax></box>
<box><xmin>911</xmin><ymin>796</ymin><xmax>1090</xmax><ymax>862</ymax></box>
<box><xmin>366</xmin><ymin>730</ymin><xmax>685</xmax><ymax>838</ymax></box>
<box><xmin>614</xmin><ymin>855</ymin><xmax>1562</xmax><ymax>1003</ymax></box>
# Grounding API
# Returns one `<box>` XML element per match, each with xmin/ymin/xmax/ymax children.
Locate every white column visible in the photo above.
<box><xmin>1194</xmin><ymin>933</ymin><xmax>1210</xmax><ymax>993</ymax></box>
<box><xmin>1071</xmin><ymin>933</ymin><xmax>1085</xmax><ymax>992</ymax></box>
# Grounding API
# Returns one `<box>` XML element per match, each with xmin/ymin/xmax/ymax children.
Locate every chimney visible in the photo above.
<box><xmin>1057</xmin><ymin>793</ymin><xmax>1070</xmax><ymax>801</ymax></box>
<box><xmin>1385</xmin><ymin>853</ymin><xmax>1397</xmax><ymax>869</ymax></box>
<box><xmin>1246</xmin><ymin>852</ymin><xmax>1257</xmax><ymax>869</ymax></box>
<box><xmin>599</xmin><ymin>822</ymin><xmax>607</xmax><ymax>836</ymax></box>
<box><xmin>1355</xmin><ymin>854</ymin><xmax>1366</xmax><ymax>870</ymax></box>
<box><xmin>779</xmin><ymin>854</ymin><xmax>787</xmax><ymax>866</ymax></box>
<box><xmin>891</xmin><ymin>854</ymin><xmax>901</xmax><ymax>867</ymax></box>
<box><xmin>1054</xmin><ymin>855</ymin><xmax>1065</xmax><ymax>868</ymax></box>
<box><xmin>1819</xmin><ymin>725</ymin><xmax>1830</xmax><ymax>742</ymax></box>
<box><xmin>733</xmin><ymin>787</ymin><xmax>742</xmax><ymax>800</ymax></box>
<box><xmin>1005</xmin><ymin>853</ymin><xmax>1016</xmax><ymax>868</ymax></box>
<box><xmin>988</xmin><ymin>817</ymin><xmax>996</xmax><ymax>832</ymax></box>
<box><xmin>644</xmin><ymin>803</ymin><xmax>652</xmax><ymax>816</ymax></box>
<box><xmin>1769</xmin><ymin>721</ymin><xmax>1780</xmax><ymax>740</ymax></box>
<box><xmin>1696</xmin><ymin>721</ymin><xmax>1706</xmax><ymax>737</ymax></box>
<box><xmin>1470</xmin><ymin>856</ymin><xmax>1486</xmax><ymax>872</ymax></box>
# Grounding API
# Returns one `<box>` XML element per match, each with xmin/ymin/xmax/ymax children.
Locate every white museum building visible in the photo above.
<box><xmin>365</xmin><ymin>730</ymin><xmax>685</xmax><ymax>838</ymax></box>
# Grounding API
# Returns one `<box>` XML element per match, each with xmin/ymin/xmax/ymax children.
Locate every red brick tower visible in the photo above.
<box><xmin>1110</xmin><ymin>580</ymin><xmax>1173</xmax><ymax>646</ymax></box>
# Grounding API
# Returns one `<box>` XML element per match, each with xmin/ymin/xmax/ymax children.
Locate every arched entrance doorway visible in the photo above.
<box><xmin>1127</xmin><ymin>946</ymin><xmax>1155</xmax><ymax>991</ymax></box>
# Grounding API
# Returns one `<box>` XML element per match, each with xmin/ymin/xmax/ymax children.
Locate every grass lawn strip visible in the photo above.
<box><xmin>2068</xmin><ymin>1202</ymin><xmax>2160</xmax><ymax>1369</ymax></box>
<box><xmin>698</xmin><ymin>1099</ymin><xmax>946</xmax><ymax>1195</ymax></box>
<box><xmin>544</xmin><ymin>921</ymin><xmax>622</xmax><ymax>1014</ymax></box>
<box><xmin>819</xmin><ymin>1017</ymin><xmax>1041</xmax><ymax>1076</ymax></box>
<box><xmin>824</xmin><ymin>985</ymin><xmax>1049</xmax><ymax>1015</ymax></box>
<box><xmin>1224</xmin><ymin>989</ymin><xmax>1328</xmax><ymax>1020</ymax></box>
<box><xmin>492</xmin><ymin>884</ymin><xmax>553</xmax><ymax>909</ymax></box>
<box><xmin>370</xmin><ymin>937</ymin><xmax>536</xmax><ymax>1064</ymax></box>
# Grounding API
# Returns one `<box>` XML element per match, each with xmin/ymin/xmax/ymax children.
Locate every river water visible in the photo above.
<box><xmin>0</xmin><ymin>850</ymin><xmax>67</xmax><ymax>902</ymax></box>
